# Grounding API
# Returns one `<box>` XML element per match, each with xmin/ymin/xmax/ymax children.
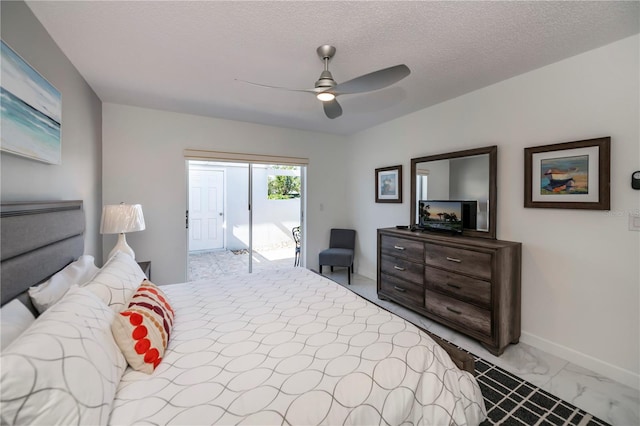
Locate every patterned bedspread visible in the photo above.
<box><xmin>109</xmin><ymin>267</ymin><xmax>486</xmax><ymax>425</ymax></box>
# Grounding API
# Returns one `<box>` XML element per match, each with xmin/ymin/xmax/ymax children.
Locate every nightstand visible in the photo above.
<box><xmin>137</xmin><ymin>261</ymin><xmax>151</xmax><ymax>280</ymax></box>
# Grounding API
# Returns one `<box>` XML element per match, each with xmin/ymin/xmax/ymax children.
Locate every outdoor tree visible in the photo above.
<box><xmin>268</xmin><ymin>175</ymin><xmax>301</xmax><ymax>199</ymax></box>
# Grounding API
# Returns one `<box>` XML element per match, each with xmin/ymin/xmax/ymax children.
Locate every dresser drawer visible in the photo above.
<box><xmin>424</xmin><ymin>266</ymin><xmax>491</xmax><ymax>308</ymax></box>
<box><xmin>424</xmin><ymin>289</ymin><xmax>491</xmax><ymax>337</ymax></box>
<box><xmin>424</xmin><ymin>243</ymin><xmax>492</xmax><ymax>280</ymax></box>
<box><xmin>380</xmin><ymin>273</ymin><xmax>423</xmax><ymax>308</ymax></box>
<box><xmin>381</xmin><ymin>254</ymin><xmax>423</xmax><ymax>285</ymax></box>
<box><xmin>380</xmin><ymin>235</ymin><xmax>424</xmax><ymax>262</ymax></box>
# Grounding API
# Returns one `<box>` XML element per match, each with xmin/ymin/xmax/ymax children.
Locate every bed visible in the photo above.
<box><xmin>1</xmin><ymin>201</ymin><xmax>486</xmax><ymax>425</ymax></box>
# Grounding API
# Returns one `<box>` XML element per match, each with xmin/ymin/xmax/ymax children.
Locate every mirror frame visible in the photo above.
<box><xmin>410</xmin><ymin>145</ymin><xmax>497</xmax><ymax>240</ymax></box>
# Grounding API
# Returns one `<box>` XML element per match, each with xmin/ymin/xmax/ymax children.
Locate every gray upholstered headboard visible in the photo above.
<box><xmin>1</xmin><ymin>201</ymin><xmax>85</xmax><ymax>314</ymax></box>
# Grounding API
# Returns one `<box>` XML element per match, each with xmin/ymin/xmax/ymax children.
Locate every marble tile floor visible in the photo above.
<box><xmin>186</xmin><ymin>251</ymin><xmax>639</xmax><ymax>425</ymax></box>
<box><xmin>187</xmin><ymin>248</ymin><xmax>296</xmax><ymax>281</ymax></box>
<box><xmin>322</xmin><ymin>270</ymin><xmax>640</xmax><ymax>426</ymax></box>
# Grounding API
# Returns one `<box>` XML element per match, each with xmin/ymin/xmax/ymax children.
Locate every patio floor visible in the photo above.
<box><xmin>188</xmin><ymin>247</ymin><xmax>297</xmax><ymax>281</ymax></box>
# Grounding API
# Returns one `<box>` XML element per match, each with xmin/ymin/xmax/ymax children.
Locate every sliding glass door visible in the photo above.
<box><xmin>251</xmin><ymin>164</ymin><xmax>302</xmax><ymax>273</ymax></box>
<box><xmin>187</xmin><ymin>159</ymin><xmax>304</xmax><ymax>280</ymax></box>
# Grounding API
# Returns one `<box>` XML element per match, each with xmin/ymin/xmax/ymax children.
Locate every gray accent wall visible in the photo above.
<box><xmin>0</xmin><ymin>1</ymin><xmax>103</xmax><ymax>260</ymax></box>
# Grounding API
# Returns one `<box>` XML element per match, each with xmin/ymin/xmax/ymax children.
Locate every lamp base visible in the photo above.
<box><xmin>108</xmin><ymin>233</ymin><xmax>136</xmax><ymax>260</ymax></box>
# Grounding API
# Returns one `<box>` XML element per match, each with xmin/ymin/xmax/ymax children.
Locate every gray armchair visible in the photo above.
<box><xmin>318</xmin><ymin>228</ymin><xmax>356</xmax><ymax>284</ymax></box>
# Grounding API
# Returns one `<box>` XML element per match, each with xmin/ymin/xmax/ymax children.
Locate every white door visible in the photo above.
<box><xmin>189</xmin><ymin>168</ymin><xmax>224</xmax><ymax>251</ymax></box>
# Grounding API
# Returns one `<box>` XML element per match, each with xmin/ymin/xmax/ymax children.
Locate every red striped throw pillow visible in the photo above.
<box><xmin>111</xmin><ymin>280</ymin><xmax>174</xmax><ymax>373</ymax></box>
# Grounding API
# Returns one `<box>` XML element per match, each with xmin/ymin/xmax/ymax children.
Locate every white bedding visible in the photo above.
<box><xmin>109</xmin><ymin>267</ymin><xmax>486</xmax><ymax>425</ymax></box>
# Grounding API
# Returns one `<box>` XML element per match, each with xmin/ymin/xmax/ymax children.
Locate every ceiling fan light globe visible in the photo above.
<box><xmin>317</xmin><ymin>92</ymin><xmax>336</xmax><ymax>102</ymax></box>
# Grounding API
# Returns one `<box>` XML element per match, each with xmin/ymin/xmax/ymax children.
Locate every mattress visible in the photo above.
<box><xmin>109</xmin><ymin>267</ymin><xmax>486</xmax><ymax>425</ymax></box>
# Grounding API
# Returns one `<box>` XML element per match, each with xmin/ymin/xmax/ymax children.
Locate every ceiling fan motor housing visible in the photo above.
<box><xmin>315</xmin><ymin>70</ymin><xmax>336</xmax><ymax>90</ymax></box>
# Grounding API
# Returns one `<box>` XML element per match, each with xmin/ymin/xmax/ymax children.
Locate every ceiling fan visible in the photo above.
<box><xmin>238</xmin><ymin>45</ymin><xmax>411</xmax><ymax>119</ymax></box>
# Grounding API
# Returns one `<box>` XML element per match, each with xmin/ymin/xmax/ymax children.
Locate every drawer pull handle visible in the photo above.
<box><xmin>393</xmin><ymin>265</ymin><xmax>406</xmax><ymax>271</ymax></box>
<box><xmin>393</xmin><ymin>245</ymin><xmax>406</xmax><ymax>251</ymax></box>
<box><xmin>446</xmin><ymin>306</ymin><xmax>462</xmax><ymax>315</ymax></box>
<box><xmin>393</xmin><ymin>286</ymin><xmax>406</xmax><ymax>292</ymax></box>
<box><xmin>446</xmin><ymin>283</ymin><xmax>461</xmax><ymax>290</ymax></box>
<box><xmin>446</xmin><ymin>257</ymin><xmax>462</xmax><ymax>263</ymax></box>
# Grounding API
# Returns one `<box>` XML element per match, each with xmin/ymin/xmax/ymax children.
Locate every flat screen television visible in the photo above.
<box><xmin>418</xmin><ymin>200</ymin><xmax>464</xmax><ymax>234</ymax></box>
<box><xmin>461</xmin><ymin>200</ymin><xmax>478</xmax><ymax>230</ymax></box>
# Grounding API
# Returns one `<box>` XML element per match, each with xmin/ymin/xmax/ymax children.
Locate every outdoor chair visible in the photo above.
<box><xmin>292</xmin><ymin>226</ymin><xmax>301</xmax><ymax>266</ymax></box>
<box><xmin>318</xmin><ymin>228</ymin><xmax>356</xmax><ymax>284</ymax></box>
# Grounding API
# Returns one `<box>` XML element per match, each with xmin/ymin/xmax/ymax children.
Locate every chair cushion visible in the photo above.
<box><xmin>318</xmin><ymin>248</ymin><xmax>354</xmax><ymax>267</ymax></box>
<box><xmin>329</xmin><ymin>229</ymin><xmax>356</xmax><ymax>249</ymax></box>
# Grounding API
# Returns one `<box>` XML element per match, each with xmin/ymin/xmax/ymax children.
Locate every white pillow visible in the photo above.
<box><xmin>0</xmin><ymin>300</ymin><xmax>36</xmax><ymax>350</ymax></box>
<box><xmin>0</xmin><ymin>286</ymin><xmax>127</xmax><ymax>425</ymax></box>
<box><xmin>83</xmin><ymin>251</ymin><xmax>146</xmax><ymax>312</ymax></box>
<box><xmin>28</xmin><ymin>254</ymin><xmax>99</xmax><ymax>314</ymax></box>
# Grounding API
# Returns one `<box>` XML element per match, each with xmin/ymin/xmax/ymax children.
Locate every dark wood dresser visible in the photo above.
<box><xmin>377</xmin><ymin>228</ymin><xmax>521</xmax><ymax>356</ymax></box>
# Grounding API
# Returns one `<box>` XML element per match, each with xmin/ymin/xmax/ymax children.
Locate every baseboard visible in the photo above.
<box><xmin>520</xmin><ymin>331</ymin><xmax>639</xmax><ymax>391</ymax></box>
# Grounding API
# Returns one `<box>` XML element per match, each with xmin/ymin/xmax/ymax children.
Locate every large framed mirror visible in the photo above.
<box><xmin>410</xmin><ymin>145</ymin><xmax>497</xmax><ymax>239</ymax></box>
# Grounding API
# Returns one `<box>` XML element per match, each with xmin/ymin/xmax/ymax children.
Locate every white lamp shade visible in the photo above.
<box><xmin>100</xmin><ymin>204</ymin><xmax>146</xmax><ymax>234</ymax></box>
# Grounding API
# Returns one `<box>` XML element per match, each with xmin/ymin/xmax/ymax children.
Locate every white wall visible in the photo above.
<box><xmin>345</xmin><ymin>35</ymin><xmax>640</xmax><ymax>388</ymax></box>
<box><xmin>102</xmin><ymin>104</ymin><xmax>348</xmax><ymax>284</ymax></box>
<box><xmin>0</xmin><ymin>1</ymin><xmax>103</xmax><ymax>258</ymax></box>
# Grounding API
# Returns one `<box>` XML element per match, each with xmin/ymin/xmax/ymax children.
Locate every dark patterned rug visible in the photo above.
<box><xmin>473</xmin><ymin>354</ymin><xmax>609</xmax><ymax>425</ymax></box>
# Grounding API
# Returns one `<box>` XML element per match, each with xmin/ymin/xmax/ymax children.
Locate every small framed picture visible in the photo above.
<box><xmin>375</xmin><ymin>165</ymin><xmax>402</xmax><ymax>203</ymax></box>
<box><xmin>524</xmin><ymin>137</ymin><xmax>610</xmax><ymax>210</ymax></box>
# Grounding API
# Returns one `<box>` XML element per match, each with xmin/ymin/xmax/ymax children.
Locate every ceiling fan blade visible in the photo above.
<box><xmin>323</xmin><ymin>99</ymin><xmax>342</xmax><ymax>119</ymax></box>
<box><xmin>235</xmin><ymin>79</ymin><xmax>322</xmax><ymax>94</ymax></box>
<box><xmin>333</xmin><ymin>64</ymin><xmax>410</xmax><ymax>95</ymax></box>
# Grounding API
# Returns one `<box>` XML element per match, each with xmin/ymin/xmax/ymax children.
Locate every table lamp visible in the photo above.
<box><xmin>100</xmin><ymin>203</ymin><xmax>146</xmax><ymax>259</ymax></box>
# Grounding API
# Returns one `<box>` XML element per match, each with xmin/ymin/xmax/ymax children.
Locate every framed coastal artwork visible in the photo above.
<box><xmin>375</xmin><ymin>165</ymin><xmax>402</xmax><ymax>203</ymax></box>
<box><xmin>1</xmin><ymin>40</ymin><xmax>62</xmax><ymax>164</ymax></box>
<box><xmin>524</xmin><ymin>137</ymin><xmax>610</xmax><ymax>210</ymax></box>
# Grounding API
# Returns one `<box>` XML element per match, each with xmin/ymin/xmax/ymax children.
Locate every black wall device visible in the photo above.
<box><xmin>633</xmin><ymin>171</ymin><xmax>640</xmax><ymax>190</ymax></box>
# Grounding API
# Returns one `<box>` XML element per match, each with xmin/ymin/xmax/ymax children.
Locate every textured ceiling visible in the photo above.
<box><xmin>26</xmin><ymin>1</ymin><xmax>640</xmax><ymax>135</ymax></box>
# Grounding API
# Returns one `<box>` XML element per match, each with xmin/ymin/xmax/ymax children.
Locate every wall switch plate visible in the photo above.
<box><xmin>629</xmin><ymin>212</ymin><xmax>640</xmax><ymax>231</ymax></box>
